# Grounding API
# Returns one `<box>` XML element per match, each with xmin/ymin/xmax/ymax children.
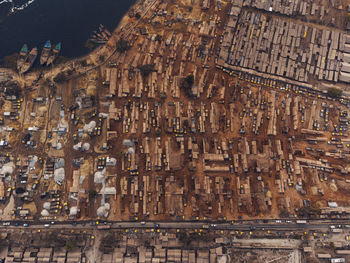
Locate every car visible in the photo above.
<box><xmin>154</xmin><ymin>223</ymin><xmax>159</xmax><ymax>228</ymax></box>
<box><xmin>140</xmin><ymin>221</ymin><xmax>146</xmax><ymax>225</ymax></box>
<box><xmin>210</xmin><ymin>224</ymin><xmax>217</xmax><ymax>228</ymax></box>
<box><xmin>275</xmin><ymin>220</ymin><xmax>282</xmax><ymax>223</ymax></box>
<box><xmin>23</xmin><ymin>223</ymin><xmax>29</xmax><ymax>227</ymax></box>
<box><xmin>2</xmin><ymin>222</ymin><xmax>10</xmax><ymax>226</ymax></box>
<box><xmin>44</xmin><ymin>224</ymin><xmax>50</xmax><ymax>228</ymax></box>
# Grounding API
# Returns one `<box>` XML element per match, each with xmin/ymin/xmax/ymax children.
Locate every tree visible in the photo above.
<box><xmin>79</xmin><ymin>60</ymin><xmax>88</xmax><ymax>67</ymax></box>
<box><xmin>135</xmin><ymin>12</ymin><xmax>141</xmax><ymax>19</ymax></box>
<box><xmin>99</xmin><ymin>233</ymin><xmax>121</xmax><ymax>252</ymax></box>
<box><xmin>138</xmin><ymin>64</ymin><xmax>155</xmax><ymax>77</ymax></box>
<box><xmin>4</xmin><ymin>85</ymin><xmax>21</xmax><ymax>97</ymax></box>
<box><xmin>99</xmin><ymin>55</ymin><xmax>105</xmax><ymax>62</ymax></box>
<box><xmin>116</xmin><ymin>39</ymin><xmax>130</xmax><ymax>53</ymax></box>
<box><xmin>279</xmin><ymin>208</ymin><xmax>289</xmax><ymax>218</ymax></box>
<box><xmin>181</xmin><ymin>74</ymin><xmax>195</xmax><ymax>97</ymax></box>
<box><xmin>155</xmin><ymin>128</ymin><xmax>162</xmax><ymax>136</ymax></box>
<box><xmin>64</xmin><ymin>240</ymin><xmax>77</xmax><ymax>251</ymax></box>
<box><xmin>89</xmin><ymin>190</ymin><xmax>97</xmax><ymax>199</ymax></box>
<box><xmin>327</xmin><ymin>87</ymin><xmax>342</xmax><ymax>98</ymax></box>
<box><xmin>185</xmin><ymin>74</ymin><xmax>194</xmax><ymax>87</ymax></box>
<box><xmin>53</xmin><ymin>72</ymin><xmax>67</xmax><ymax>83</ymax></box>
<box><xmin>155</xmin><ymin>35</ymin><xmax>162</xmax><ymax>42</ymax></box>
<box><xmin>197</xmin><ymin>44</ymin><xmax>205</xmax><ymax>53</ymax></box>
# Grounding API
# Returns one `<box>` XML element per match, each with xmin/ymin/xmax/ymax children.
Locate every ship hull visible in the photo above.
<box><xmin>20</xmin><ymin>47</ymin><xmax>38</xmax><ymax>74</ymax></box>
<box><xmin>46</xmin><ymin>43</ymin><xmax>61</xmax><ymax>66</ymax></box>
<box><xmin>16</xmin><ymin>44</ymin><xmax>28</xmax><ymax>71</ymax></box>
<box><xmin>40</xmin><ymin>40</ymin><xmax>51</xmax><ymax>65</ymax></box>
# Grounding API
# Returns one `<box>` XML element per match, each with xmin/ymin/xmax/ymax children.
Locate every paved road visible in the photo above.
<box><xmin>1</xmin><ymin>219</ymin><xmax>349</xmax><ymax>231</ymax></box>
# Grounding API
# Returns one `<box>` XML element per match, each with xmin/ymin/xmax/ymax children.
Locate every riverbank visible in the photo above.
<box><xmin>0</xmin><ymin>0</ymin><xmax>137</xmax><ymax>59</ymax></box>
<box><xmin>0</xmin><ymin>0</ymin><xmax>154</xmax><ymax>88</ymax></box>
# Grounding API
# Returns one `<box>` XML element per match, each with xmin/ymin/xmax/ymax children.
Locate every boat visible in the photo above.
<box><xmin>89</xmin><ymin>39</ymin><xmax>107</xmax><ymax>44</ymax></box>
<box><xmin>40</xmin><ymin>40</ymin><xmax>51</xmax><ymax>65</ymax></box>
<box><xmin>20</xmin><ymin>47</ymin><xmax>38</xmax><ymax>73</ymax></box>
<box><xmin>104</xmin><ymin>28</ymin><xmax>112</xmax><ymax>37</ymax></box>
<box><xmin>100</xmin><ymin>24</ymin><xmax>111</xmax><ymax>37</ymax></box>
<box><xmin>16</xmin><ymin>44</ymin><xmax>28</xmax><ymax>71</ymax></box>
<box><xmin>101</xmin><ymin>31</ymin><xmax>109</xmax><ymax>40</ymax></box>
<box><xmin>46</xmin><ymin>42</ymin><xmax>61</xmax><ymax>66</ymax></box>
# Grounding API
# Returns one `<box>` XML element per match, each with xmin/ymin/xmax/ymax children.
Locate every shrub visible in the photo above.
<box><xmin>138</xmin><ymin>64</ymin><xmax>155</xmax><ymax>77</ymax></box>
<box><xmin>327</xmin><ymin>87</ymin><xmax>342</xmax><ymax>98</ymax></box>
<box><xmin>116</xmin><ymin>39</ymin><xmax>130</xmax><ymax>53</ymax></box>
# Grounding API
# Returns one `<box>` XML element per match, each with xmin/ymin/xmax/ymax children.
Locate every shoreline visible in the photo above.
<box><xmin>0</xmin><ymin>0</ymin><xmax>146</xmax><ymax>86</ymax></box>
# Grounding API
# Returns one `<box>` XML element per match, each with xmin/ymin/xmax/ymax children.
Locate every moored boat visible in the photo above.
<box><xmin>46</xmin><ymin>42</ymin><xmax>61</xmax><ymax>66</ymax></box>
<box><xmin>40</xmin><ymin>40</ymin><xmax>51</xmax><ymax>65</ymax></box>
<box><xmin>20</xmin><ymin>47</ymin><xmax>38</xmax><ymax>73</ymax></box>
<box><xmin>16</xmin><ymin>44</ymin><xmax>28</xmax><ymax>71</ymax></box>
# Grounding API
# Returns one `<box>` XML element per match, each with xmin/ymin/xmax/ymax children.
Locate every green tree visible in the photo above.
<box><xmin>327</xmin><ymin>87</ymin><xmax>342</xmax><ymax>98</ymax></box>
<box><xmin>89</xmin><ymin>190</ymin><xmax>97</xmax><ymax>199</ymax></box>
<box><xmin>181</xmin><ymin>74</ymin><xmax>195</xmax><ymax>97</ymax></box>
<box><xmin>138</xmin><ymin>64</ymin><xmax>155</xmax><ymax>77</ymax></box>
<box><xmin>116</xmin><ymin>39</ymin><xmax>130</xmax><ymax>53</ymax></box>
<box><xmin>185</xmin><ymin>74</ymin><xmax>194</xmax><ymax>87</ymax></box>
<box><xmin>155</xmin><ymin>35</ymin><xmax>162</xmax><ymax>42</ymax></box>
<box><xmin>53</xmin><ymin>72</ymin><xmax>67</xmax><ymax>83</ymax></box>
<box><xmin>79</xmin><ymin>60</ymin><xmax>88</xmax><ymax>67</ymax></box>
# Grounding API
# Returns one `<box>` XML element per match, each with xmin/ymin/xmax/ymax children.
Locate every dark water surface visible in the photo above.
<box><xmin>0</xmin><ymin>0</ymin><xmax>135</xmax><ymax>59</ymax></box>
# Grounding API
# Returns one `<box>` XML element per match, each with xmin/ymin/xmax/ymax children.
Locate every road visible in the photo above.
<box><xmin>2</xmin><ymin>219</ymin><xmax>349</xmax><ymax>232</ymax></box>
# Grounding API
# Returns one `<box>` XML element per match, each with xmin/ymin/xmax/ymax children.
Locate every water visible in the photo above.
<box><xmin>0</xmin><ymin>0</ymin><xmax>136</xmax><ymax>60</ymax></box>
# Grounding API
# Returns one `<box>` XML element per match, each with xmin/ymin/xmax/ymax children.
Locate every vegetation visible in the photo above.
<box><xmin>178</xmin><ymin>232</ymin><xmax>213</xmax><ymax>247</ymax></box>
<box><xmin>155</xmin><ymin>34</ymin><xmax>162</xmax><ymax>42</ymax></box>
<box><xmin>79</xmin><ymin>60</ymin><xmax>88</xmax><ymax>67</ymax></box>
<box><xmin>180</xmin><ymin>74</ymin><xmax>195</xmax><ymax>97</ymax></box>
<box><xmin>327</xmin><ymin>87</ymin><xmax>343</xmax><ymax>98</ymax></box>
<box><xmin>135</xmin><ymin>12</ymin><xmax>141</xmax><ymax>19</ymax></box>
<box><xmin>4</xmin><ymin>85</ymin><xmax>21</xmax><ymax>97</ymax></box>
<box><xmin>138</xmin><ymin>64</ymin><xmax>155</xmax><ymax>77</ymax></box>
<box><xmin>99</xmin><ymin>233</ymin><xmax>121</xmax><ymax>252</ymax></box>
<box><xmin>197</xmin><ymin>44</ymin><xmax>205</xmax><ymax>53</ymax></box>
<box><xmin>155</xmin><ymin>128</ymin><xmax>162</xmax><ymax>136</ymax></box>
<box><xmin>53</xmin><ymin>72</ymin><xmax>67</xmax><ymax>83</ymax></box>
<box><xmin>89</xmin><ymin>189</ymin><xmax>97</xmax><ymax>199</ymax></box>
<box><xmin>297</xmin><ymin>205</ymin><xmax>321</xmax><ymax>218</ymax></box>
<box><xmin>99</xmin><ymin>55</ymin><xmax>105</xmax><ymax>62</ymax></box>
<box><xmin>279</xmin><ymin>208</ymin><xmax>289</xmax><ymax>218</ymax></box>
<box><xmin>116</xmin><ymin>39</ymin><xmax>130</xmax><ymax>53</ymax></box>
<box><xmin>184</xmin><ymin>74</ymin><xmax>194</xmax><ymax>87</ymax></box>
<box><xmin>64</xmin><ymin>240</ymin><xmax>77</xmax><ymax>251</ymax></box>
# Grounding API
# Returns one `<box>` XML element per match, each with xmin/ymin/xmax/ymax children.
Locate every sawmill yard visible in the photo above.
<box><xmin>0</xmin><ymin>0</ymin><xmax>350</xmax><ymax>223</ymax></box>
